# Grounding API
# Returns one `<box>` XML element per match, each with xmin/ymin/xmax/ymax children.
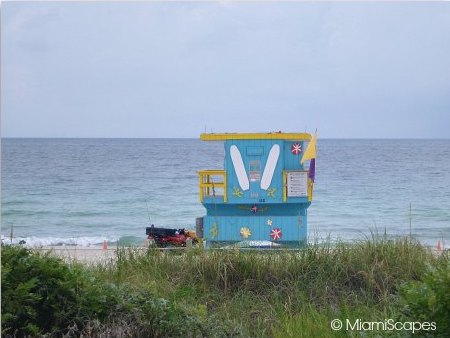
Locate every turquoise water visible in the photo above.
<box><xmin>1</xmin><ymin>138</ymin><xmax>449</xmax><ymax>247</ymax></box>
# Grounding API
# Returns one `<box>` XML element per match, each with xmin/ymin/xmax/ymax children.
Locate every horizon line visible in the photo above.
<box><xmin>2</xmin><ymin>136</ymin><xmax>450</xmax><ymax>140</ymax></box>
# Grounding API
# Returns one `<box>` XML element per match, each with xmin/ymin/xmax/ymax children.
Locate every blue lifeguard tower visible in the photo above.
<box><xmin>197</xmin><ymin>132</ymin><xmax>316</xmax><ymax>248</ymax></box>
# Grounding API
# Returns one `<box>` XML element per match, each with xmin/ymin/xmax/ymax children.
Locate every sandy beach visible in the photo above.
<box><xmin>33</xmin><ymin>246</ymin><xmax>141</xmax><ymax>264</ymax></box>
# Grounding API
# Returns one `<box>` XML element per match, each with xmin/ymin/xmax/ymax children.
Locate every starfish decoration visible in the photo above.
<box><xmin>291</xmin><ymin>143</ymin><xmax>302</xmax><ymax>155</ymax></box>
<box><xmin>237</xmin><ymin>205</ymin><xmax>269</xmax><ymax>213</ymax></box>
<box><xmin>210</xmin><ymin>223</ymin><xmax>218</xmax><ymax>239</ymax></box>
<box><xmin>251</xmin><ymin>205</ymin><xmax>258</xmax><ymax>213</ymax></box>
<box><xmin>232</xmin><ymin>187</ymin><xmax>243</xmax><ymax>198</ymax></box>
<box><xmin>267</xmin><ymin>188</ymin><xmax>277</xmax><ymax>198</ymax></box>
<box><xmin>270</xmin><ymin>228</ymin><xmax>282</xmax><ymax>240</ymax></box>
<box><xmin>240</xmin><ymin>227</ymin><xmax>251</xmax><ymax>239</ymax></box>
<box><xmin>267</xmin><ymin>219</ymin><xmax>273</xmax><ymax>226</ymax></box>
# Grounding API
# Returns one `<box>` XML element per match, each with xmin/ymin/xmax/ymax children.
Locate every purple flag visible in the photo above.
<box><xmin>309</xmin><ymin>158</ymin><xmax>315</xmax><ymax>183</ymax></box>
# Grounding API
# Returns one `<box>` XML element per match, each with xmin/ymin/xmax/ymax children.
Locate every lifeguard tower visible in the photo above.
<box><xmin>197</xmin><ymin>132</ymin><xmax>316</xmax><ymax>248</ymax></box>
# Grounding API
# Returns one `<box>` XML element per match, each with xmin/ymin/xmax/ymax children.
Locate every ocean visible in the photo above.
<box><xmin>1</xmin><ymin>138</ymin><xmax>449</xmax><ymax>248</ymax></box>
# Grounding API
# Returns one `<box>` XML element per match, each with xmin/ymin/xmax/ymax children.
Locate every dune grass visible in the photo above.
<box><xmin>88</xmin><ymin>236</ymin><xmax>447</xmax><ymax>337</ymax></box>
<box><xmin>3</xmin><ymin>236</ymin><xmax>448</xmax><ymax>337</ymax></box>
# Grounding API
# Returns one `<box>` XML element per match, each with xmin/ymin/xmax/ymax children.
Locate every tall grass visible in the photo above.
<box><xmin>4</xmin><ymin>237</ymin><xmax>445</xmax><ymax>337</ymax></box>
<box><xmin>90</xmin><ymin>236</ymin><xmax>445</xmax><ymax>337</ymax></box>
<box><xmin>100</xmin><ymin>237</ymin><xmax>431</xmax><ymax>303</ymax></box>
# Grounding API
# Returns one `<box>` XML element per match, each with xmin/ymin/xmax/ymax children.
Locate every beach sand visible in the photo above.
<box><xmin>33</xmin><ymin>246</ymin><xmax>139</xmax><ymax>264</ymax></box>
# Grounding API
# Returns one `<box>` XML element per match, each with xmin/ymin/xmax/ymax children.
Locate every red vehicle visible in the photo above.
<box><xmin>146</xmin><ymin>225</ymin><xmax>197</xmax><ymax>247</ymax></box>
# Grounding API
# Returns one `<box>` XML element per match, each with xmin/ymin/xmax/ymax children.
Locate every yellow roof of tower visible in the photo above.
<box><xmin>200</xmin><ymin>132</ymin><xmax>311</xmax><ymax>141</ymax></box>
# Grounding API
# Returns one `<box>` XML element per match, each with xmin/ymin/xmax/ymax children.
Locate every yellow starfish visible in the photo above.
<box><xmin>240</xmin><ymin>227</ymin><xmax>251</xmax><ymax>239</ymax></box>
<box><xmin>267</xmin><ymin>188</ymin><xmax>277</xmax><ymax>198</ymax></box>
<box><xmin>232</xmin><ymin>187</ymin><xmax>243</xmax><ymax>197</ymax></box>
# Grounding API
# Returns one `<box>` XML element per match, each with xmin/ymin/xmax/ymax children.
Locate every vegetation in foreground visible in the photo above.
<box><xmin>2</xmin><ymin>237</ymin><xmax>449</xmax><ymax>337</ymax></box>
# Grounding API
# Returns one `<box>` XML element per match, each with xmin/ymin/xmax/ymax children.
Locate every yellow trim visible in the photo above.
<box><xmin>200</xmin><ymin>132</ymin><xmax>311</xmax><ymax>141</ymax></box>
<box><xmin>282</xmin><ymin>171</ymin><xmax>287</xmax><ymax>202</ymax></box>
<box><xmin>307</xmin><ymin>178</ymin><xmax>314</xmax><ymax>202</ymax></box>
<box><xmin>199</xmin><ymin>169</ymin><xmax>225</xmax><ymax>175</ymax></box>
<box><xmin>198</xmin><ymin>170</ymin><xmax>227</xmax><ymax>203</ymax></box>
<box><xmin>199</xmin><ymin>173</ymin><xmax>203</xmax><ymax>202</ymax></box>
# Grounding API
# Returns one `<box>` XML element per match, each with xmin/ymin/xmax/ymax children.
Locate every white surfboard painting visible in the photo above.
<box><xmin>230</xmin><ymin>145</ymin><xmax>250</xmax><ymax>191</ymax></box>
<box><xmin>260</xmin><ymin>144</ymin><xmax>280</xmax><ymax>190</ymax></box>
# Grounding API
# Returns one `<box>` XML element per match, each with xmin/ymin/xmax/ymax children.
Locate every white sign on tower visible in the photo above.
<box><xmin>286</xmin><ymin>171</ymin><xmax>308</xmax><ymax>197</ymax></box>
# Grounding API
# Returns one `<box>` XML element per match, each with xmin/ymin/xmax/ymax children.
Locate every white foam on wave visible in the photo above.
<box><xmin>1</xmin><ymin>235</ymin><xmax>120</xmax><ymax>248</ymax></box>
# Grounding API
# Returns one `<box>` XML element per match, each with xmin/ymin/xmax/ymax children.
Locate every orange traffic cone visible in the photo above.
<box><xmin>437</xmin><ymin>240</ymin><xmax>442</xmax><ymax>253</ymax></box>
<box><xmin>102</xmin><ymin>240</ymin><xmax>108</xmax><ymax>251</ymax></box>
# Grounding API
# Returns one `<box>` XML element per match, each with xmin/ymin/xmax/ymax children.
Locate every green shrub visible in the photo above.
<box><xmin>400</xmin><ymin>256</ymin><xmax>450</xmax><ymax>338</ymax></box>
<box><xmin>1</xmin><ymin>245</ymin><xmax>234</xmax><ymax>337</ymax></box>
<box><xmin>1</xmin><ymin>245</ymin><xmax>127</xmax><ymax>336</ymax></box>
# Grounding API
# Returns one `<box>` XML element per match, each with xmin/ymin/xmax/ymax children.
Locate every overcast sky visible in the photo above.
<box><xmin>2</xmin><ymin>1</ymin><xmax>450</xmax><ymax>138</ymax></box>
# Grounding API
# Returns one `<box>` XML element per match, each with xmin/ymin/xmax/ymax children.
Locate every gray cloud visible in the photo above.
<box><xmin>2</xmin><ymin>2</ymin><xmax>450</xmax><ymax>138</ymax></box>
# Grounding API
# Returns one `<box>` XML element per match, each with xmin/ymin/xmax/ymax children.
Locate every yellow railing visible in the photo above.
<box><xmin>198</xmin><ymin>170</ymin><xmax>227</xmax><ymax>203</ymax></box>
<box><xmin>307</xmin><ymin>178</ymin><xmax>314</xmax><ymax>202</ymax></box>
